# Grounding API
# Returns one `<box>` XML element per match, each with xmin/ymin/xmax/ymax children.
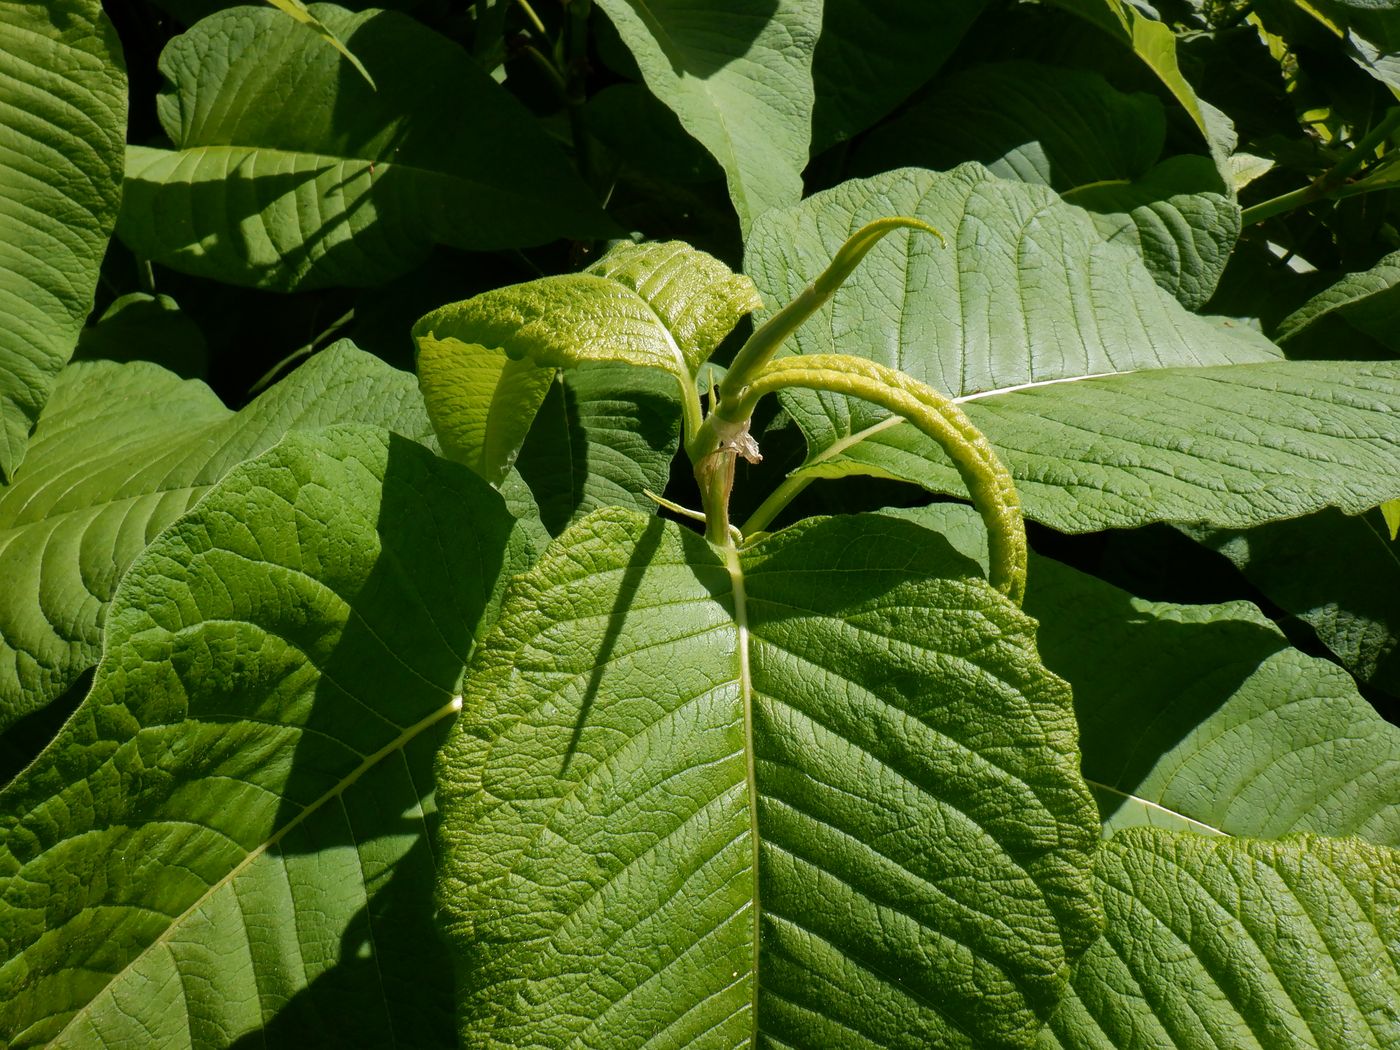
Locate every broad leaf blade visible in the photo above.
<box><xmin>439</xmin><ymin>508</ymin><xmax>1101</xmax><ymax>1047</ymax></box>
<box><xmin>1276</xmin><ymin>248</ymin><xmax>1400</xmax><ymax>350</ymax></box>
<box><xmin>593</xmin><ymin>0</ymin><xmax>819</xmax><ymax>233</ymax></box>
<box><xmin>1041</xmin><ymin>831</ymin><xmax>1400</xmax><ymax>1050</ymax></box>
<box><xmin>0</xmin><ymin>342</ymin><xmax>433</xmax><ymax>731</ymax></box>
<box><xmin>0</xmin><ymin>0</ymin><xmax>126</xmax><ymax>481</ymax></box>
<box><xmin>117</xmin><ymin>4</ymin><xmax>610</xmax><ymax>291</ymax></box>
<box><xmin>0</xmin><ymin>426</ymin><xmax>534</xmax><ymax>1045</ymax></box>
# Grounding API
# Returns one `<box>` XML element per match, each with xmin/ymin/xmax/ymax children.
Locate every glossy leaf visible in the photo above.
<box><xmin>1041</xmin><ymin>831</ymin><xmax>1400</xmax><ymax>1050</ymax></box>
<box><xmin>593</xmin><ymin>0</ymin><xmax>820</xmax><ymax>233</ymax></box>
<box><xmin>0</xmin><ymin>0</ymin><xmax>126</xmax><ymax>481</ymax></box>
<box><xmin>0</xmin><ymin>342</ymin><xmax>432</xmax><ymax>731</ymax></box>
<box><xmin>0</xmin><ymin>425</ymin><xmax>534</xmax><ymax>1046</ymax></box>
<box><xmin>117</xmin><ymin>4</ymin><xmax>610</xmax><ymax>291</ymax></box>
<box><xmin>439</xmin><ymin>508</ymin><xmax>1102</xmax><ymax>1047</ymax></box>
<box><xmin>744</xmin><ymin>168</ymin><xmax>1400</xmax><ymax>533</ymax></box>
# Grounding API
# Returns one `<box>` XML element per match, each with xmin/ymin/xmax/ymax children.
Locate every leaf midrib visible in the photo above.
<box><xmin>49</xmin><ymin>694</ymin><xmax>465</xmax><ymax>1042</ymax></box>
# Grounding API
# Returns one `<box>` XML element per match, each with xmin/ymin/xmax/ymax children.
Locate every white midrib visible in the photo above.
<box><xmin>722</xmin><ymin>542</ymin><xmax>761</xmax><ymax>1046</ymax></box>
<box><xmin>1086</xmin><ymin>778</ymin><xmax>1228</xmax><ymax>837</ymax></box>
<box><xmin>51</xmin><ymin>694</ymin><xmax>466</xmax><ymax>1041</ymax></box>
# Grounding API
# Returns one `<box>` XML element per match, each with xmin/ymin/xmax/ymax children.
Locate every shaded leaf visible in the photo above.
<box><xmin>0</xmin><ymin>342</ymin><xmax>432</xmax><ymax>731</ymax></box>
<box><xmin>1276</xmin><ymin>248</ymin><xmax>1400</xmax><ymax>350</ymax></box>
<box><xmin>117</xmin><ymin>4</ymin><xmax>610</xmax><ymax>291</ymax></box>
<box><xmin>593</xmin><ymin>0</ymin><xmax>820</xmax><ymax>232</ymax></box>
<box><xmin>0</xmin><ymin>425</ymin><xmax>534</xmax><ymax>1046</ymax></box>
<box><xmin>0</xmin><ymin>0</ymin><xmax>127</xmax><ymax>480</ymax></box>
<box><xmin>73</xmin><ymin>292</ymin><xmax>208</xmax><ymax>379</ymax></box>
<box><xmin>261</xmin><ymin>0</ymin><xmax>375</xmax><ymax>87</ymax></box>
<box><xmin>439</xmin><ymin>508</ymin><xmax>1101</xmax><ymax>1047</ymax></box>
<box><xmin>1041</xmin><ymin>831</ymin><xmax>1400</xmax><ymax>1050</ymax></box>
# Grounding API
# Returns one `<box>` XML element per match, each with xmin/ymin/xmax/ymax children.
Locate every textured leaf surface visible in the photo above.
<box><xmin>891</xmin><ymin>503</ymin><xmax>1400</xmax><ymax>846</ymax></box>
<box><xmin>809</xmin><ymin>0</ymin><xmax>988</xmax><ymax>150</ymax></box>
<box><xmin>414</xmin><ymin>240</ymin><xmax>758</xmax><ymax>481</ymax></box>
<box><xmin>855</xmin><ymin>64</ymin><xmax>1237</xmax><ymax>308</ymax></box>
<box><xmin>438</xmin><ymin>508</ymin><xmax>1101</xmax><ymax>1048</ymax></box>
<box><xmin>746</xmin><ymin>169</ymin><xmax>1400</xmax><ymax>533</ymax></box>
<box><xmin>513</xmin><ymin>364</ymin><xmax>681</xmax><ymax>536</ymax></box>
<box><xmin>0</xmin><ymin>425</ymin><xmax>534</xmax><ymax>1046</ymax></box>
<box><xmin>0</xmin><ymin>0</ymin><xmax>127</xmax><ymax>481</ymax></box>
<box><xmin>0</xmin><ymin>342</ymin><xmax>432</xmax><ymax>731</ymax></box>
<box><xmin>116</xmin><ymin>4</ymin><xmax>609</xmax><ymax>291</ymax></box>
<box><xmin>1186</xmin><ymin>509</ymin><xmax>1400</xmax><ymax>696</ymax></box>
<box><xmin>1276</xmin><ymin>248</ymin><xmax>1400</xmax><ymax>350</ymax></box>
<box><xmin>594</xmin><ymin>0</ymin><xmax>820</xmax><ymax>232</ymax></box>
<box><xmin>1040</xmin><ymin>831</ymin><xmax>1400</xmax><ymax>1050</ymax></box>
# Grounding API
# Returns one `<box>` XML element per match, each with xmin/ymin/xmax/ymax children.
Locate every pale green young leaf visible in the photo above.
<box><xmin>117</xmin><ymin>4</ymin><xmax>611</xmax><ymax>291</ymax></box>
<box><xmin>0</xmin><ymin>426</ymin><xmax>534</xmax><ymax>1046</ymax></box>
<box><xmin>414</xmin><ymin>240</ymin><xmax>759</xmax><ymax>481</ymax></box>
<box><xmin>0</xmin><ymin>342</ymin><xmax>433</xmax><ymax>732</ymax></box>
<box><xmin>0</xmin><ymin>0</ymin><xmax>126</xmax><ymax>481</ymax></box>
<box><xmin>438</xmin><ymin>508</ymin><xmax>1101</xmax><ymax>1048</ymax></box>
<box><xmin>593</xmin><ymin>0</ymin><xmax>820</xmax><ymax>233</ymax></box>
<box><xmin>1040</xmin><ymin>831</ymin><xmax>1400</xmax><ymax>1049</ymax></box>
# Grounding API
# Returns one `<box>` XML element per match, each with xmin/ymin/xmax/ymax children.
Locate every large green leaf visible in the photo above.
<box><xmin>809</xmin><ymin>0</ymin><xmax>988</xmax><ymax>150</ymax></box>
<box><xmin>893</xmin><ymin>503</ymin><xmax>1400</xmax><ymax>846</ymax></box>
<box><xmin>1185</xmin><ymin>508</ymin><xmax>1400</xmax><ymax>696</ymax></box>
<box><xmin>0</xmin><ymin>342</ymin><xmax>432</xmax><ymax>732</ymax></box>
<box><xmin>438</xmin><ymin>508</ymin><xmax>1101</xmax><ymax>1047</ymax></box>
<box><xmin>513</xmin><ymin>364</ymin><xmax>681</xmax><ymax>536</ymax></box>
<box><xmin>593</xmin><ymin>0</ymin><xmax>820</xmax><ymax>233</ymax></box>
<box><xmin>0</xmin><ymin>425</ymin><xmax>534</xmax><ymax>1045</ymax></box>
<box><xmin>116</xmin><ymin>4</ymin><xmax>610</xmax><ymax>292</ymax></box>
<box><xmin>1276</xmin><ymin>248</ymin><xmax>1400</xmax><ymax>351</ymax></box>
<box><xmin>1041</xmin><ymin>831</ymin><xmax>1400</xmax><ymax>1049</ymax></box>
<box><xmin>854</xmin><ymin>63</ymin><xmax>1238</xmax><ymax>308</ymax></box>
<box><xmin>744</xmin><ymin>168</ymin><xmax>1400</xmax><ymax>533</ymax></box>
<box><xmin>414</xmin><ymin>239</ymin><xmax>760</xmax><ymax>482</ymax></box>
<box><xmin>0</xmin><ymin>0</ymin><xmax>127</xmax><ymax>481</ymax></box>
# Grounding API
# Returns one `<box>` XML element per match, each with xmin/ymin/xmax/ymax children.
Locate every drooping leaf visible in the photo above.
<box><xmin>513</xmin><ymin>364</ymin><xmax>681</xmax><ymax>536</ymax></box>
<box><xmin>0</xmin><ymin>342</ymin><xmax>433</xmax><ymax>732</ymax></box>
<box><xmin>1040</xmin><ymin>831</ymin><xmax>1400</xmax><ymax>1050</ymax></box>
<box><xmin>1185</xmin><ymin>508</ymin><xmax>1400</xmax><ymax>696</ymax></box>
<box><xmin>0</xmin><ymin>425</ymin><xmax>534</xmax><ymax>1046</ymax></box>
<box><xmin>414</xmin><ymin>239</ymin><xmax>760</xmax><ymax>482</ymax></box>
<box><xmin>592</xmin><ymin>0</ymin><xmax>820</xmax><ymax>233</ymax></box>
<box><xmin>892</xmin><ymin>503</ymin><xmax>1400</xmax><ymax>846</ymax></box>
<box><xmin>744</xmin><ymin>167</ymin><xmax>1400</xmax><ymax>534</ymax></box>
<box><xmin>0</xmin><ymin>0</ymin><xmax>127</xmax><ymax>481</ymax></box>
<box><xmin>438</xmin><ymin>508</ymin><xmax>1101</xmax><ymax>1048</ymax></box>
<box><xmin>116</xmin><ymin>4</ymin><xmax>611</xmax><ymax>291</ymax></box>
<box><xmin>809</xmin><ymin>0</ymin><xmax>989</xmax><ymax>150</ymax></box>
<box><xmin>1276</xmin><ymin>247</ymin><xmax>1400</xmax><ymax>350</ymax></box>
<box><xmin>854</xmin><ymin>63</ymin><xmax>1238</xmax><ymax>308</ymax></box>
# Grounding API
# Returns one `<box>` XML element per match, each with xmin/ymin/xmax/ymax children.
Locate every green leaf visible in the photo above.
<box><xmin>73</xmin><ymin>292</ymin><xmax>208</xmax><ymax>379</ymax></box>
<box><xmin>438</xmin><ymin>508</ymin><xmax>1101</xmax><ymax>1047</ymax></box>
<box><xmin>0</xmin><ymin>0</ymin><xmax>127</xmax><ymax>481</ymax></box>
<box><xmin>809</xmin><ymin>0</ymin><xmax>989</xmax><ymax>150</ymax></box>
<box><xmin>0</xmin><ymin>341</ymin><xmax>433</xmax><ymax>732</ymax></box>
<box><xmin>1276</xmin><ymin>248</ymin><xmax>1400</xmax><ymax>350</ymax></box>
<box><xmin>261</xmin><ymin>0</ymin><xmax>375</xmax><ymax>87</ymax></box>
<box><xmin>414</xmin><ymin>239</ymin><xmax>760</xmax><ymax>481</ymax></box>
<box><xmin>1046</xmin><ymin>0</ymin><xmax>1236</xmax><ymax>159</ymax></box>
<box><xmin>593</xmin><ymin>0</ymin><xmax>820</xmax><ymax>233</ymax></box>
<box><xmin>513</xmin><ymin>364</ymin><xmax>681</xmax><ymax>536</ymax></box>
<box><xmin>0</xmin><ymin>425</ymin><xmax>534</xmax><ymax>1045</ymax></box>
<box><xmin>1309</xmin><ymin>0</ymin><xmax>1400</xmax><ymax>92</ymax></box>
<box><xmin>116</xmin><ymin>4</ymin><xmax>611</xmax><ymax>292</ymax></box>
<box><xmin>744</xmin><ymin>168</ymin><xmax>1400</xmax><ymax>533</ymax></box>
<box><xmin>1041</xmin><ymin>831</ymin><xmax>1400</xmax><ymax>1049</ymax></box>
<box><xmin>1185</xmin><ymin>508</ymin><xmax>1400</xmax><ymax>696</ymax></box>
<box><xmin>854</xmin><ymin>63</ymin><xmax>1238</xmax><ymax>308</ymax></box>
<box><xmin>890</xmin><ymin>503</ymin><xmax>1400</xmax><ymax>846</ymax></box>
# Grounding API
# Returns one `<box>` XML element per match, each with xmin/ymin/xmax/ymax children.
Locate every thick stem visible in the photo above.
<box><xmin>727</xmin><ymin>355</ymin><xmax>1028</xmax><ymax>604</ymax></box>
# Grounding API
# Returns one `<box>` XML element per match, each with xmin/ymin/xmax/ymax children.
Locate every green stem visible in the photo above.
<box><xmin>716</xmin><ymin>217</ymin><xmax>943</xmax><ymax>409</ymax></box>
<box><xmin>728</xmin><ymin>355</ymin><xmax>1029</xmax><ymax>604</ymax></box>
<box><xmin>1243</xmin><ymin>106</ymin><xmax>1400</xmax><ymax>225</ymax></box>
<box><xmin>514</xmin><ymin>0</ymin><xmax>547</xmax><ymax>36</ymax></box>
<box><xmin>741</xmin><ymin>472</ymin><xmax>815</xmax><ymax>536</ymax></box>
